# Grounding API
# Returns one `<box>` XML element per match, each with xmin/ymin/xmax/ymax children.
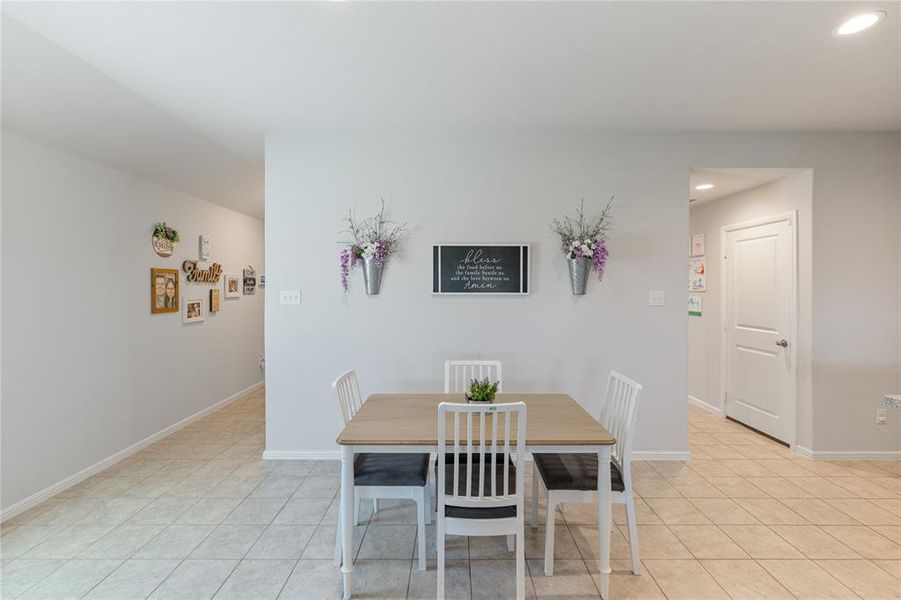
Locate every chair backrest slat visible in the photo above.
<box><xmin>478</xmin><ymin>411</ymin><xmax>486</xmax><ymax>498</ymax></box>
<box><xmin>332</xmin><ymin>369</ymin><xmax>364</xmax><ymax>425</ymax></box>
<box><xmin>466</xmin><ymin>412</ymin><xmax>473</xmax><ymax>497</ymax></box>
<box><xmin>490</xmin><ymin>412</ymin><xmax>498</xmax><ymax>497</ymax></box>
<box><xmin>444</xmin><ymin>360</ymin><xmax>503</xmax><ymax>393</ymax></box>
<box><xmin>598</xmin><ymin>371</ymin><xmax>642</xmax><ymax>475</ymax></box>
<box><xmin>503</xmin><ymin>411</ymin><xmax>511</xmax><ymax>496</ymax></box>
<box><xmin>453</xmin><ymin>412</ymin><xmax>461</xmax><ymax>497</ymax></box>
<box><xmin>437</xmin><ymin>401</ymin><xmax>526</xmax><ymax>510</ymax></box>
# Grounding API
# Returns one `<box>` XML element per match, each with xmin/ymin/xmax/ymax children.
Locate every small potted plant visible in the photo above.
<box><xmin>551</xmin><ymin>198</ymin><xmax>613</xmax><ymax>295</ymax></box>
<box><xmin>339</xmin><ymin>200</ymin><xmax>407</xmax><ymax>295</ymax></box>
<box><xmin>465</xmin><ymin>377</ymin><xmax>500</xmax><ymax>404</ymax></box>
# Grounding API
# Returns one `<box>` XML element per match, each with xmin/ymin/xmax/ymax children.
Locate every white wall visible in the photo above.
<box><xmin>1</xmin><ymin>132</ymin><xmax>265</xmax><ymax>511</ymax></box>
<box><xmin>688</xmin><ymin>171</ymin><xmax>814</xmax><ymax>446</ymax></box>
<box><xmin>265</xmin><ymin>131</ymin><xmax>899</xmax><ymax>458</ymax></box>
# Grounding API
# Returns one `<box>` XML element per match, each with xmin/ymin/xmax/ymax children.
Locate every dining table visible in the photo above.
<box><xmin>335</xmin><ymin>393</ymin><xmax>617</xmax><ymax>599</ymax></box>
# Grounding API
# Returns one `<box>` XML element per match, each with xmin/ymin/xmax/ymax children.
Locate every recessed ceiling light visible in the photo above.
<box><xmin>834</xmin><ymin>11</ymin><xmax>886</xmax><ymax>36</ymax></box>
<box><xmin>694</xmin><ymin>183</ymin><xmax>715</xmax><ymax>191</ymax></box>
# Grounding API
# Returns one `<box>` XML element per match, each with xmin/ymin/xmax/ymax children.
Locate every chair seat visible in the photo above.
<box><xmin>354</xmin><ymin>453</ymin><xmax>429</xmax><ymax>487</ymax></box>
<box><xmin>533</xmin><ymin>453</ymin><xmax>625</xmax><ymax>492</ymax></box>
<box><xmin>438</xmin><ymin>458</ymin><xmax>518</xmax><ymax>519</ymax></box>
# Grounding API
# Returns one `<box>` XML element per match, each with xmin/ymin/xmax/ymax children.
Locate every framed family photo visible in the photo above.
<box><xmin>183</xmin><ymin>297</ymin><xmax>204</xmax><ymax>324</ymax></box>
<box><xmin>224</xmin><ymin>274</ymin><xmax>240</xmax><ymax>298</ymax></box>
<box><xmin>151</xmin><ymin>268</ymin><xmax>179</xmax><ymax>314</ymax></box>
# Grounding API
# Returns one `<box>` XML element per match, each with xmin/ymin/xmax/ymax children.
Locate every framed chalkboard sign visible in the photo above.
<box><xmin>432</xmin><ymin>244</ymin><xmax>529</xmax><ymax>295</ymax></box>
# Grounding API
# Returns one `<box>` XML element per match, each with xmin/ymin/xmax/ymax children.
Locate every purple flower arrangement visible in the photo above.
<box><xmin>339</xmin><ymin>201</ymin><xmax>406</xmax><ymax>291</ymax></box>
<box><xmin>552</xmin><ymin>198</ymin><xmax>614</xmax><ymax>281</ymax></box>
<box><xmin>565</xmin><ymin>238</ymin><xmax>609</xmax><ymax>281</ymax></box>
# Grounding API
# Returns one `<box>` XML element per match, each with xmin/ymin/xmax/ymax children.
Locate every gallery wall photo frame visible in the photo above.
<box><xmin>689</xmin><ymin>256</ymin><xmax>706</xmax><ymax>292</ymax></box>
<box><xmin>243</xmin><ymin>266</ymin><xmax>257</xmax><ymax>295</ymax></box>
<box><xmin>224</xmin><ymin>274</ymin><xmax>240</xmax><ymax>298</ymax></box>
<box><xmin>151</xmin><ymin>268</ymin><xmax>179</xmax><ymax>314</ymax></box>
<box><xmin>199</xmin><ymin>235</ymin><xmax>211</xmax><ymax>261</ymax></box>
<box><xmin>183</xmin><ymin>297</ymin><xmax>205</xmax><ymax>324</ymax></box>
<box><xmin>688</xmin><ymin>294</ymin><xmax>703</xmax><ymax>317</ymax></box>
<box><xmin>690</xmin><ymin>233</ymin><xmax>705</xmax><ymax>257</ymax></box>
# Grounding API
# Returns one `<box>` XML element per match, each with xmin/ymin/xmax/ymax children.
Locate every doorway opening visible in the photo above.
<box><xmin>687</xmin><ymin>168</ymin><xmax>813</xmax><ymax>450</ymax></box>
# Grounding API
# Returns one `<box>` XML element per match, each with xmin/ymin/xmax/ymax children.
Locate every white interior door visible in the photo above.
<box><xmin>723</xmin><ymin>214</ymin><xmax>795</xmax><ymax>443</ymax></box>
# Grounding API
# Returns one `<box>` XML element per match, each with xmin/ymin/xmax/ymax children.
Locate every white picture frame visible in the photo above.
<box><xmin>688</xmin><ymin>294</ymin><xmax>703</xmax><ymax>316</ymax></box>
<box><xmin>689</xmin><ymin>256</ymin><xmax>706</xmax><ymax>292</ymax></box>
<box><xmin>183</xmin><ymin>297</ymin><xmax>205</xmax><ymax>324</ymax></box>
<box><xmin>691</xmin><ymin>233</ymin><xmax>705</xmax><ymax>257</ymax></box>
<box><xmin>199</xmin><ymin>235</ymin><xmax>211</xmax><ymax>261</ymax></box>
<box><xmin>224</xmin><ymin>274</ymin><xmax>240</xmax><ymax>298</ymax></box>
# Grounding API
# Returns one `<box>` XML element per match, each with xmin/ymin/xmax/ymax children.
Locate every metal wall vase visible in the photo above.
<box><xmin>568</xmin><ymin>257</ymin><xmax>589</xmax><ymax>295</ymax></box>
<box><xmin>362</xmin><ymin>258</ymin><xmax>384</xmax><ymax>295</ymax></box>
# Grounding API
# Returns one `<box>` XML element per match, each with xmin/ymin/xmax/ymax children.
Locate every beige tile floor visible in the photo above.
<box><xmin>2</xmin><ymin>392</ymin><xmax>899</xmax><ymax>599</ymax></box>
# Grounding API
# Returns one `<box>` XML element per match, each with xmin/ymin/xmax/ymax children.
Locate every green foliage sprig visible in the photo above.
<box><xmin>341</xmin><ymin>199</ymin><xmax>407</xmax><ymax>259</ymax></box>
<box><xmin>550</xmin><ymin>197</ymin><xmax>613</xmax><ymax>249</ymax></box>
<box><xmin>153</xmin><ymin>222</ymin><xmax>180</xmax><ymax>243</ymax></box>
<box><xmin>466</xmin><ymin>377</ymin><xmax>500</xmax><ymax>402</ymax></box>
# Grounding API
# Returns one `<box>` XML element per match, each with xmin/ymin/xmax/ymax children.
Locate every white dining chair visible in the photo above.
<box><xmin>444</xmin><ymin>360</ymin><xmax>503</xmax><ymax>393</ymax></box>
<box><xmin>531</xmin><ymin>370</ymin><xmax>642</xmax><ymax>576</ymax></box>
<box><xmin>437</xmin><ymin>401</ymin><xmax>527</xmax><ymax>600</ymax></box>
<box><xmin>332</xmin><ymin>369</ymin><xmax>430</xmax><ymax>571</ymax></box>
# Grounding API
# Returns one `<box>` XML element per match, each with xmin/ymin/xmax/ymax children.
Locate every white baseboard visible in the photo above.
<box><xmin>262</xmin><ymin>450</ymin><xmax>340</xmax><ymax>460</ymax></box>
<box><xmin>792</xmin><ymin>446</ymin><xmax>901</xmax><ymax>460</ymax></box>
<box><xmin>688</xmin><ymin>395</ymin><xmax>723</xmax><ymax>417</ymax></box>
<box><xmin>262</xmin><ymin>449</ymin><xmax>693</xmax><ymax>462</ymax></box>
<box><xmin>792</xmin><ymin>445</ymin><xmax>814</xmax><ymax>459</ymax></box>
<box><xmin>1</xmin><ymin>380</ymin><xmax>264</xmax><ymax>523</ymax></box>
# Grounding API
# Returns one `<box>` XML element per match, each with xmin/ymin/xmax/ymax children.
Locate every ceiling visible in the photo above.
<box><xmin>689</xmin><ymin>168</ymin><xmax>805</xmax><ymax>205</ymax></box>
<box><xmin>2</xmin><ymin>2</ymin><xmax>898</xmax><ymax>217</ymax></box>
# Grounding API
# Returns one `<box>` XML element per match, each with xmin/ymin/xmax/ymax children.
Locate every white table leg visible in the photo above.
<box><xmin>597</xmin><ymin>446</ymin><xmax>612</xmax><ymax>599</ymax></box>
<box><xmin>340</xmin><ymin>445</ymin><xmax>354</xmax><ymax>600</ymax></box>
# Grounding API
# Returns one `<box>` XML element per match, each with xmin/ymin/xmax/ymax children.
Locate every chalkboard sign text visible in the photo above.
<box><xmin>433</xmin><ymin>244</ymin><xmax>529</xmax><ymax>295</ymax></box>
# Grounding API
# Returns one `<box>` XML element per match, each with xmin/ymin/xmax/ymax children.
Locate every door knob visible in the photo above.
<box><xmin>776</xmin><ymin>339</ymin><xmax>788</xmax><ymax>348</ymax></box>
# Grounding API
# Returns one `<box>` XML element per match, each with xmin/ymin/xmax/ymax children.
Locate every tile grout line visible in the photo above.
<box><xmin>638</xmin><ymin>481</ymin><xmax>735</xmax><ymax>600</ymax></box>
<box><xmin>105</xmin><ymin>396</ymin><xmax>269</xmax><ymax>599</ymax></box>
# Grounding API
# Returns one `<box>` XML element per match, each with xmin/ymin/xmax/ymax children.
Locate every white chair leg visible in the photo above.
<box><xmin>544</xmin><ymin>494</ymin><xmax>556</xmax><ymax>576</ymax></box>
<box><xmin>333</xmin><ymin>516</ymin><xmax>342</xmax><ymax>566</ymax></box>
<box><xmin>531</xmin><ymin>464</ymin><xmax>539</xmax><ymax>530</ymax></box>
<box><xmin>354</xmin><ymin>497</ymin><xmax>361</xmax><ymax>526</ymax></box>
<box><xmin>425</xmin><ymin>482</ymin><xmax>432</xmax><ymax>525</ymax></box>
<box><xmin>624</xmin><ymin>493</ymin><xmax>641</xmax><ymax>574</ymax></box>
<box><xmin>372</xmin><ymin>498</ymin><xmax>379</xmax><ymax>516</ymax></box>
<box><xmin>437</xmin><ymin>511</ymin><xmax>446</xmax><ymax>600</ymax></box>
<box><xmin>506</xmin><ymin>534</ymin><xmax>514</xmax><ymax>551</ymax></box>
<box><xmin>416</xmin><ymin>490</ymin><xmax>427</xmax><ymax>572</ymax></box>
<box><xmin>516</xmin><ymin>529</ymin><xmax>525</xmax><ymax>600</ymax></box>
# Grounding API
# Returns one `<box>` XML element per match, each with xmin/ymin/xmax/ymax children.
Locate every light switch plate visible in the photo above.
<box><xmin>649</xmin><ymin>290</ymin><xmax>666</xmax><ymax>307</ymax></box>
<box><xmin>280</xmin><ymin>290</ymin><xmax>301</xmax><ymax>306</ymax></box>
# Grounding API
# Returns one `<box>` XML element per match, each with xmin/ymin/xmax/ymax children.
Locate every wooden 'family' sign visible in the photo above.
<box><xmin>183</xmin><ymin>260</ymin><xmax>222</xmax><ymax>283</ymax></box>
<box><xmin>432</xmin><ymin>244</ymin><xmax>529</xmax><ymax>295</ymax></box>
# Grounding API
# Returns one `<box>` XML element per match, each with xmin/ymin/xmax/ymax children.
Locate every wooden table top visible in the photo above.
<box><xmin>336</xmin><ymin>393</ymin><xmax>615</xmax><ymax>446</ymax></box>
